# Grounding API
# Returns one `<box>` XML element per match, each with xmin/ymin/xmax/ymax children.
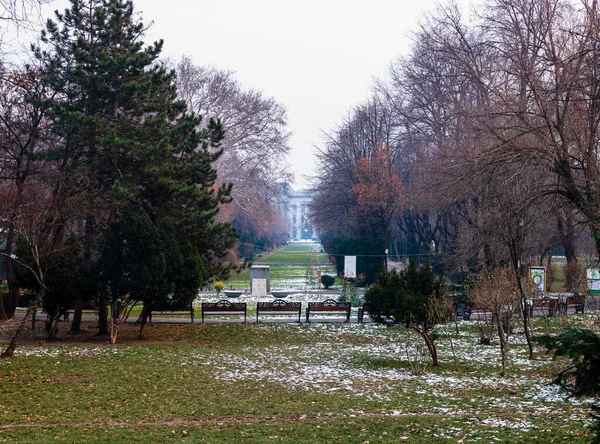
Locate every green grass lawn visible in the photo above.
<box><xmin>0</xmin><ymin>314</ymin><xmax>596</xmax><ymax>443</ymax></box>
<box><xmin>254</xmin><ymin>241</ymin><xmax>329</xmax><ymax>264</ymax></box>
<box><xmin>225</xmin><ymin>264</ymin><xmax>337</xmax><ymax>291</ymax></box>
<box><xmin>225</xmin><ymin>242</ymin><xmax>336</xmax><ymax>290</ymax></box>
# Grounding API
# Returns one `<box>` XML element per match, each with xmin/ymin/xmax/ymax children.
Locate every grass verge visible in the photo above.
<box><xmin>0</xmin><ymin>316</ymin><xmax>595</xmax><ymax>442</ymax></box>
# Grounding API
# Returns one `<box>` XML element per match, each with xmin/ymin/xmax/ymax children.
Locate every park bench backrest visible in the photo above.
<box><xmin>201</xmin><ymin>300</ymin><xmax>247</xmax><ymax>323</ymax></box>
<box><xmin>567</xmin><ymin>295</ymin><xmax>585</xmax><ymax>306</ymax></box>
<box><xmin>256</xmin><ymin>299</ymin><xmax>302</xmax><ymax>322</ymax></box>
<box><xmin>257</xmin><ymin>300</ymin><xmax>302</xmax><ymax>312</ymax></box>
<box><xmin>306</xmin><ymin>299</ymin><xmax>351</xmax><ymax>322</ymax></box>
<box><xmin>202</xmin><ymin>300</ymin><xmax>246</xmax><ymax>312</ymax></box>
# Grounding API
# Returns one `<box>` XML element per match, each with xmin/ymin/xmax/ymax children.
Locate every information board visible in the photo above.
<box><xmin>529</xmin><ymin>266</ymin><xmax>546</xmax><ymax>292</ymax></box>
<box><xmin>588</xmin><ymin>268</ymin><xmax>600</xmax><ymax>294</ymax></box>
<box><xmin>344</xmin><ymin>255</ymin><xmax>357</xmax><ymax>279</ymax></box>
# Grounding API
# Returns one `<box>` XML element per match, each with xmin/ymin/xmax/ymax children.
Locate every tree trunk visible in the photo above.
<box><xmin>4</xmin><ymin>225</ymin><xmax>18</xmax><ymax>318</ymax></box>
<box><xmin>510</xmin><ymin>244</ymin><xmax>534</xmax><ymax>360</ymax></box>
<box><xmin>0</xmin><ymin>289</ymin><xmax>7</xmax><ymax>321</ymax></box>
<box><xmin>82</xmin><ymin>215</ymin><xmax>99</xmax><ymax>334</ymax></box>
<box><xmin>558</xmin><ymin>210</ymin><xmax>579</xmax><ymax>292</ymax></box>
<box><xmin>410</xmin><ymin>325</ymin><xmax>438</xmax><ymax>367</ymax></box>
<box><xmin>108</xmin><ymin>316</ymin><xmax>118</xmax><ymax>345</ymax></box>
<box><xmin>70</xmin><ymin>299</ymin><xmax>83</xmax><ymax>333</ymax></box>
<box><xmin>138</xmin><ymin>305</ymin><xmax>151</xmax><ymax>339</ymax></box>
<box><xmin>496</xmin><ymin>314</ymin><xmax>508</xmax><ymax>377</ymax></box>
<box><xmin>45</xmin><ymin>313</ymin><xmax>60</xmax><ymax>340</ymax></box>
<box><xmin>108</xmin><ymin>299</ymin><xmax>128</xmax><ymax>345</ymax></box>
<box><xmin>519</xmin><ymin>286</ymin><xmax>534</xmax><ymax>360</ymax></box>
<box><xmin>593</xmin><ymin>226</ymin><xmax>600</xmax><ymax>264</ymax></box>
<box><xmin>5</xmin><ymin>285</ymin><xmax>20</xmax><ymax>319</ymax></box>
<box><xmin>545</xmin><ymin>248</ymin><xmax>554</xmax><ymax>293</ymax></box>
<box><xmin>1</xmin><ymin>287</ymin><xmax>47</xmax><ymax>358</ymax></box>
<box><xmin>97</xmin><ymin>293</ymin><xmax>108</xmax><ymax>336</ymax></box>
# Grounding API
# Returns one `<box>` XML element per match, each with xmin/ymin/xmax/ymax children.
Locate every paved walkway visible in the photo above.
<box><xmin>15</xmin><ymin>311</ymin><xmax>369</xmax><ymax>325</ymax></box>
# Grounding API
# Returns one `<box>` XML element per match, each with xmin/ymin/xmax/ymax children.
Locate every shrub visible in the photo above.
<box><xmin>338</xmin><ymin>291</ymin><xmax>364</xmax><ymax>307</ymax></box>
<box><xmin>321</xmin><ymin>274</ymin><xmax>335</xmax><ymax>289</ymax></box>
<box><xmin>536</xmin><ymin>328</ymin><xmax>600</xmax><ymax>397</ymax></box>
<box><xmin>536</xmin><ymin>328</ymin><xmax>600</xmax><ymax>442</ymax></box>
<box><xmin>213</xmin><ymin>281</ymin><xmax>225</xmax><ymax>294</ymax></box>
<box><xmin>364</xmin><ymin>262</ymin><xmax>449</xmax><ymax>366</ymax></box>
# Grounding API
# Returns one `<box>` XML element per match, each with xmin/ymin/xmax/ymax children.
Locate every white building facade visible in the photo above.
<box><xmin>286</xmin><ymin>189</ymin><xmax>317</xmax><ymax>241</ymax></box>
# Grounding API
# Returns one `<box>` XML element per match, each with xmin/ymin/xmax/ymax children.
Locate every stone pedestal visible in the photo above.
<box><xmin>250</xmin><ymin>265</ymin><xmax>270</xmax><ymax>297</ymax></box>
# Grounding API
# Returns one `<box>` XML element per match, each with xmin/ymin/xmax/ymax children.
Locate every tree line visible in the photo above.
<box><xmin>0</xmin><ymin>0</ymin><xmax>290</xmax><ymax>351</ymax></box>
<box><xmin>311</xmin><ymin>0</ymin><xmax>600</xmax><ymax>293</ymax></box>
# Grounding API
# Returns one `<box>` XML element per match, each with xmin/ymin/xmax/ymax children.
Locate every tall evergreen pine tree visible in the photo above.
<box><xmin>29</xmin><ymin>0</ymin><xmax>237</xmax><ymax>334</ymax></box>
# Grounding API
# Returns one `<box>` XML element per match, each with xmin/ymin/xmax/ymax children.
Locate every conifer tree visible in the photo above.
<box><xmin>364</xmin><ymin>262</ymin><xmax>450</xmax><ymax>366</ymax></box>
<box><xmin>27</xmin><ymin>0</ymin><xmax>237</xmax><ymax>334</ymax></box>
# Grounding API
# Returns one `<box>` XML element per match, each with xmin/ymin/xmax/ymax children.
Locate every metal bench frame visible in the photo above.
<box><xmin>256</xmin><ymin>299</ymin><xmax>301</xmax><ymax>323</ymax></box>
<box><xmin>201</xmin><ymin>300</ymin><xmax>247</xmax><ymax>323</ymax></box>
<box><xmin>306</xmin><ymin>299</ymin><xmax>351</xmax><ymax>323</ymax></box>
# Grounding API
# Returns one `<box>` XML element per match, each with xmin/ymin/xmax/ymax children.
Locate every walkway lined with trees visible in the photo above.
<box><xmin>2</xmin><ymin>0</ymin><xmax>600</xmax><ymax>441</ymax></box>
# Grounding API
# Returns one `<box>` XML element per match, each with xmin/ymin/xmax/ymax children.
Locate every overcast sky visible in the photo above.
<box><xmin>141</xmin><ymin>0</ymin><xmax>444</xmax><ymax>189</ymax></box>
<box><xmin>28</xmin><ymin>0</ymin><xmax>462</xmax><ymax>189</ymax></box>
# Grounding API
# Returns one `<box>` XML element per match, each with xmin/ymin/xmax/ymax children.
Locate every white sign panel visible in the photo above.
<box><xmin>529</xmin><ymin>267</ymin><xmax>546</xmax><ymax>292</ymax></box>
<box><xmin>588</xmin><ymin>268</ymin><xmax>600</xmax><ymax>292</ymax></box>
<box><xmin>588</xmin><ymin>268</ymin><xmax>600</xmax><ymax>280</ymax></box>
<box><xmin>344</xmin><ymin>255</ymin><xmax>357</xmax><ymax>279</ymax></box>
<box><xmin>589</xmin><ymin>280</ymin><xmax>600</xmax><ymax>291</ymax></box>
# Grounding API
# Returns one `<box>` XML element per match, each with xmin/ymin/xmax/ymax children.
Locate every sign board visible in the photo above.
<box><xmin>588</xmin><ymin>268</ymin><xmax>600</xmax><ymax>295</ymax></box>
<box><xmin>344</xmin><ymin>255</ymin><xmax>357</xmax><ymax>279</ymax></box>
<box><xmin>529</xmin><ymin>266</ymin><xmax>546</xmax><ymax>292</ymax></box>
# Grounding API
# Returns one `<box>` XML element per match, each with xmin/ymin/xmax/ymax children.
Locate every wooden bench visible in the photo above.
<box><xmin>149</xmin><ymin>304</ymin><xmax>194</xmax><ymax>323</ymax></box>
<box><xmin>531</xmin><ymin>297</ymin><xmax>558</xmax><ymax>316</ymax></box>
<box><xmin>201</xmin><ymin>300</ymin><xmax>247</xmax><ymax>323</ymax></box>
<box><xmin>306</xmin><ymin>299</ymin><xmax>351</xmax><ymax>323</ymax></box>
<box><xmin>559</xmin><ymin>295</ymin><xmax>585</xmax><ymax>314</ymax></box>
<box><xmin>64</xmin><ymin>303</ymin><xmax>98</xmax><ymax>322</ymax></box>
<box><xmin>256</xmin><ymin>299</ymin><xmax>302</xmax><ymax>323</ymax></box>
<box><xmin>463</xmin><ymin>306</ymin><xmax>492</xmax><ymax>321</ymax></box>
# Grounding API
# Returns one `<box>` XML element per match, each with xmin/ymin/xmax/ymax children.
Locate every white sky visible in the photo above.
<box><xmin>22</xmin><ymin>0</ymin><xmax>458</xmax><ymax>188</ymax></box>
<box><xmin>141</xmin><ymin>0</ymin><xmax>442</xmax><ymax>188</ymax></box>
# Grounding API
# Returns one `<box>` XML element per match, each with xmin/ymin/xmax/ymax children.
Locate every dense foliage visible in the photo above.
<box><xmin>364</xmin><ymin>262</ymin><xmax>449</xmax><ymax>366</ymax></box>
<box><xmin>320</xmin><ymin>274</ymin><xmax>335</xmax><ymax>289</ymax></box>
<box><xmin>0</xmin><ymin>0</ymin><xmax>238</xmax><ymax>346</ymax></box>
<box><xmin>536</xmin><ymin>328</ymin><xmax>600</xmax><ymax>442</ymax></box>
<box><xmin>320</xmin><ymin>234</ymin><xmax>385</xmax><ymax>285</ymax></box>
<box><xmin>536</xmin><ymin>329</ymin><xmax>600</xmax><ymax>397</ymax></box>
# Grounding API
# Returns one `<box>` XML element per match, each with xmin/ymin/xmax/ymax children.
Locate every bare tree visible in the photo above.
<box><xmin>0</xmin><ymin>0</ymin><xmax>51</xmax><ymax>56</ymax></box>
<box><xmin>0</xmin><ymin>65</ymin><xmax>51</xmax><ymax>319</ymax></box>
<box><xmin>467</xmin><ymin>0</ymin><xmax>600</xmax><ymax>261</ymax></box>
<box><xmin>471</xmin><ymin>265</ymin><xmax>521</xmax><ymax>376</ymax></box>
<box><xmin>372</xmin><ymin>3</ymin><xmax>489</xmax><ymax>266</ymax></box>
<box><xmin>0</xmin><ymin>0</ymin><xmax>49</xmax><ymax>25</ymax></box>
<box><xmin>311</xmin><ymin>96</ymin><xmax>401</xmax><ymax>239</ymax></box>
<box><xmin>0</xmin><ymin>172</ymin><xmax>86</xmax><ymax>358</ymax></box>
<box><xmin>175</xmin><ymin>56</ymin><xmax>291</xmax><ymax>250</ymax></box>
